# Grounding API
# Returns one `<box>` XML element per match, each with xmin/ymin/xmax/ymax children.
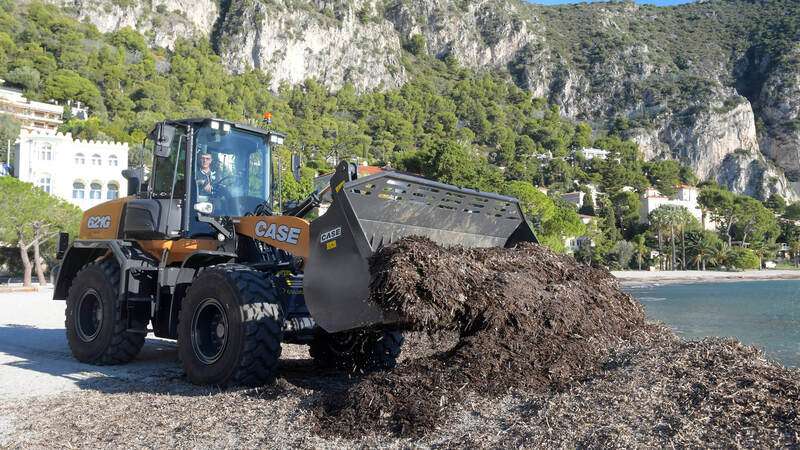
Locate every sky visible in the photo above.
<box><xmin>530</xmin><ymin>0</ymin><xmax>693</xmax><ymax>5</ymax></box>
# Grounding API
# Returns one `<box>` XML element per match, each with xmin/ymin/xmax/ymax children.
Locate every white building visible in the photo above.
<box><xmin>577</xmin><ymin>147</ymin><xmax>609</xmax><ymax>160</ymax></box>
<box><xmin>0</xmin><ymin>81</ymin><xmax>63</xmax><ymax>133</ymax></box>
<box><xmin>639</xmin><ymin>185</ymin><xmax>716</xmax><ymax>231</ymax></box>
<box><xmin>14</xmin><ymin>129</ymin><xmax>128</xmax><ymax>210</ymax></box>
<box><xmin>561</xmin><ymin>184</ymin><xmax>599</xmax><ymax>209</ymax></box>
<box><xmin>561</xmin><ymin>191</ymin><xmax>585</xmax><ymax>209</ymax></box>
<box><xmin>564</xmin><ymin>215</ymin><xmax>596</xmax><ymax>254</ymax></box>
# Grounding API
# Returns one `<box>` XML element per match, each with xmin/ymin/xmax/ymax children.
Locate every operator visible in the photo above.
<box><xmin>196</xmin><ymin>151</ymin><xmax>217</xmax><ymax>195</ymax></box>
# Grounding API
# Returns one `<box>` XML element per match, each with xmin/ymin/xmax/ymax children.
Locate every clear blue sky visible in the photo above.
<box><xmin>530</xmin><ymin>0</ymin><xmax>693</xmax><ymax>5</ymax></box>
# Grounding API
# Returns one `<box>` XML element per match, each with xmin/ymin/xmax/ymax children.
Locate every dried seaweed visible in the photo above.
<box><xmin>316</xmin><ymin>237</ymin><xmax>647</xmax><ymax>436</ymax></box>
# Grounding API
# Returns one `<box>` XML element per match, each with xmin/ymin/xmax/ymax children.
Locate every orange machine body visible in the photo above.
<box><xmin>78</xmin><ymin>199</ymin><xmax>309</xmax><ymax>262</ymax></box>
<box><xmin>235</xmin><ymin>215</ymin><xmax>310</xmax><ymax>258</ymax></box>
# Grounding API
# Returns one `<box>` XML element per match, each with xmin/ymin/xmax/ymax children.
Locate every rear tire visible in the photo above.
<box><xmin>65</xmin><ymin>260</ymin><xmax>146</xmax><ymax>364</ymax></box>
<box><xmin>309</xmin><ymin>329</ymin><xmax>403</xmax><ymax>373</ymax></box>
<box><xmin>178</xmin><ymin>264</ymin><xmax>283</xmax><ymax>387</ymax></box>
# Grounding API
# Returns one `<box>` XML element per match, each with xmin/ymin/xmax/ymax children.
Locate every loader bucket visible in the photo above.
<box><xmin>304</xmin><ymin>161</ymin><xmax>538</xmax><ymax>333</ymax></box>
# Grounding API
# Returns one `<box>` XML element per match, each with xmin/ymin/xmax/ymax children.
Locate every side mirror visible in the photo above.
<box><xmin>56</xmin><ymin>232</ymin><xmax>69</xmax><ymax>260</ymax></box>
<box><xmin>291</xmin><ymin>153</ymin><xmax>302</xmax><ymax>182</ymax></box>
<box><xmin>122</xmin><ymin>167</ymin><xmax>145</xmax><ymax>195</ymax></box>
<box><xmin>154</xmin><ymin>123</ymin><xmax>176</xmax><ymax>158</ymax></box>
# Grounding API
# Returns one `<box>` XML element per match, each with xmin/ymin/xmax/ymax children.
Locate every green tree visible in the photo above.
<box><xmin>790</xmin><ymin>240</ymin><xmax>800</xmax><ymax>267</ymax></box>
<box><xmin>709</xmin><ymin>241</ymin><xmax>733</xmax><ymax>269</ymax></box>
<box><xmin>645</xmin><ymin>160</ymin><xmax>682</xmax><ymax>197</ymax></box>
<box><xmin>732</xmin><ymin>196</ymin><xmax>779</xmax><ymax>247</ymax></box>
<box><xmin>405</xmin><ymin>34</ymin><xmax>427</xmax><ymax>56</ymax></box>
<box><xmin>541</xmin><ymin>200</ymin><xmax>587</xmax><ymax>253</ymax></box>
<box><xmin>689</xmin><ymin>231</ymin><xmax>718</xmax><ymax>270</ymax></box>
<box><xmin>765</xmin><ymin>193</ymin><xmax>787</xmax><ymax>215</ymax></box>
<box><xmin>42</xmin><ymin>69</ymin><xmax>104</xmax><ymax>115</ymax></box>
<box><xmin>748</xmin><ymin>240</ymin><xmax>776</xmax><ymax>270</ymax></box>
<box><xmin>784</xmin><ymin>202</ymin><xmax>800</xmax><ymax>220</ymax></box>
<box><xmin>4</xmin><ymin>65</ymin><xmax>40</xmax><ymax>91</ymax></box>
<box><xmin>0</xmin><ymin>113</ymin><xmax>20</xmax><ymax>155</ymax></box>
<box><xmin>730</xmin><ymin>247</ymin><xmax>761</xmax><ymax>270</ymax></box>
<box><xmin>0</xmin><ymin>177</ymin><xmax>81</xmax><ymax>286</ymax></box>
<box><xmin>632</xmin><ymin>234</ymin><xmax>649</xmax><ymax>270</ymax></box>
<box><xmin>610</xmin><ymin>190</ymin><xmax>640</xmax><ymax>237</ymax></box>
<box><xmin>598</xmin><ymin>198</ymin><xmax>622</xmax><ymax>243</ymax></box>
<box><xmin>607</xmin><ymin>240</ymin><xmax>635</xmax><ymax>270</ymax></box>
<box><xmin>650</xmin><ymin>204</ymin><xmax>694</xmax><ymax>270</ymax></box>
<box><xmin>503</xmin><ymin>181</ymin><xmax>555</xmax><ymax>227</ymax></box>
<box><xmin>698</xmin><ymin>186</ymin><xmax>737</xmax><ymax>246</ymax></box>
<box><xmin>578</xmin><ymin>191</ymin><xmax>595</xmax><ymax>215</ymax></box>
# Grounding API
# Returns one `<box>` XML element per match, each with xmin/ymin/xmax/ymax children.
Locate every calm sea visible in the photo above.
<box><xmin>624</xmin><ymin>280</ymin><xmax>800</xmax><ymax>368</ymax></box>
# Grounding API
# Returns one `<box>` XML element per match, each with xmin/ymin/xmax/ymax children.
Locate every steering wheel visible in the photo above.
<box><xmin>211</xmin><ymin>175</ymin><xmax>234</xmax><ymax>193</ymax></box>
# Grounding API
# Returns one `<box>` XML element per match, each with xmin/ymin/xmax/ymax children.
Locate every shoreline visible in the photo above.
<box><xmin>612</xmin><ymin>269</ymin><xmax>800</xmax><ymax>285</ymax></box>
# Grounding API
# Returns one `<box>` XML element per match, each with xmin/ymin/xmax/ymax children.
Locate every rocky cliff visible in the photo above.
<box><xmin>43</xmin><ymin>0</ymin><xmax>800</xmax><ymax>200</ymax></box>
<box><xmin>46</xmin><ymin>0</ymin><xmax>218</xmax><ymax>49</ymax></box>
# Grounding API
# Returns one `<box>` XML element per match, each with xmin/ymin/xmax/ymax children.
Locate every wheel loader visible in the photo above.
<box><xmin>53</xmin><ymin>117</ymin><xmax>537</xmax><ymax>386</ymax></box>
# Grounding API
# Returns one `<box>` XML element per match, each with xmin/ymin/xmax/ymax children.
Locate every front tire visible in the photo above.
<box><xmin>178</xmin><ymin>264</ymin><xmax>283</xmax><ymax>387</ymax></box>
<box><xmin>65</xmin><ymin>260</ymin><xmax>146</xmax><ymax>364</ymax></box>
<box><xmin>309</xmin><ymin>329</ymin><xmax>403</xmax><ymax>373</ymax></box>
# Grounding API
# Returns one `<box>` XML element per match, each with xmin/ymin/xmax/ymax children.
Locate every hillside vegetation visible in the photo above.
<box><xmin>2</xmin><ymin>0</ymin><xmax>800</xmax><ymax>271</ymax></box>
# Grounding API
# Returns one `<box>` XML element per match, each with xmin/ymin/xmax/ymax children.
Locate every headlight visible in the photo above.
<box><xmin>194</xmin><ymin>202</ymin><xmax>213</xmax><ymax>214</ymax></box>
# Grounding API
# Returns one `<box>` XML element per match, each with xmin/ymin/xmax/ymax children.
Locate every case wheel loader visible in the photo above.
<box><xmin>53</xmin><ymin>117</ymin><xmax>537</xmax><ymax>386</ymax></box>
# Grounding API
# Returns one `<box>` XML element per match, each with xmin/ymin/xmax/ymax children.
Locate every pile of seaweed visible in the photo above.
<box><xmin>315</xmin><ymin>237</ymin><xmax>799</xmax><ymax>444</ymax></box>
<box><xmin>316</xmin><ymin>236</ymin><xmax>647</xmax><ymax>436</ymax></box>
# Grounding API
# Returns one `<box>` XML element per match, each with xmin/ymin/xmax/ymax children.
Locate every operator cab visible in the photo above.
<box><xmin>124</xmin><ymin>118</ymin><xmax>285</xmax><ymax>241</ymax></box>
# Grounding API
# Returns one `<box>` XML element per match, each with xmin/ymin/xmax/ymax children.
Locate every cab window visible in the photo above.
<box><xmin>151</xmin><ymin>127</ymin><xmax>187</xmax><ymax>198</ymax></box>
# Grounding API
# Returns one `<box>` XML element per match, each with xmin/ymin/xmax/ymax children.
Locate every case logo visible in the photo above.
<box><xmin>320</xmin><ymin>227</ymin><xmax>341</xmax><ymax>243</ymax></box>
<box><xmin>86</xmin><ymin>215</ymin><xmax>112</xmax><ymax>229</ymax></box>
<box><xmin>255</xmin><ymin>221</ymin><xmax>301</xmax><ymax>245</ymax></box>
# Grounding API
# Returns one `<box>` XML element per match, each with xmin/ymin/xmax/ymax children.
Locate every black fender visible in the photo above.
<box><xmin>53</xmin><ymin>240</ymin><xmax>128</xmax><ymax>300</ymax></box>
<box><xmin>53</xmin><ymin>240</ymin><xmax>159</xmax><ymax>301</ymax></box>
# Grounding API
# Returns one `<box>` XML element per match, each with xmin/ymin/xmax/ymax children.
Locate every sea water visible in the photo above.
<box><xmin>625</xmin><ymin>280</ymin><xmax>800</xmax><ymax>368</ymax></box>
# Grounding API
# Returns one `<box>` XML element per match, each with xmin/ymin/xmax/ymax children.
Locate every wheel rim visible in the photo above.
<box><xmin>327</xmin><ymin>332</ymin><xmax>363</xmax><ymax>356</ymax></box>
<box><xmin>191</xmin><ymin>298</ymin><xmax>229</xmax><ymax>365</ymax></box>
<box><xmin>76</xmin><ymin>288</ymin><xmax>103</xmax><ymax>342</ymax></box>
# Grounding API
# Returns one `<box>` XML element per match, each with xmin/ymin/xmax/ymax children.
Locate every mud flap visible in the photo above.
<box><xmin>304</xmin><ymin>162</ymin><xmax>537</xmax><ymax>333</ymax></box>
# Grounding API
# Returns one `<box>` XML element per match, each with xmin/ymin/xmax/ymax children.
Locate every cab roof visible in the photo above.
<box><xmin>166</xmin><ymin>118</ymin><xmax>283</xmax><ymax>138</ymax></box>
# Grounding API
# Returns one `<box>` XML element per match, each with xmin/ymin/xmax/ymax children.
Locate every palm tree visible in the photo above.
<box><xmin>650</xmin><ymin>205</ymin><xmax>694</xmax><ymax>270</ymax></box>
<box><xmin>749</xmin><ymin>240</ymin><xmax>777</xmax><ymax>270</ymax></box>
<box><xmin>633</xmin><ymin>235</ymin><xmax>648</xmax><ymax>270</ymax></box>
<box><xmin>709</xmin><ymin>241</ymin><xmax>733</xmax><ymax>269</ymax></box>
<box><xmin>791</xmin><ymin>240</ymin><xmax>800</xmax><ymax>268</ymax></box>
<box><xmin>690</xmin><ymin>235</ymin><xmax>715</xmax><ymax>271</ymax></box>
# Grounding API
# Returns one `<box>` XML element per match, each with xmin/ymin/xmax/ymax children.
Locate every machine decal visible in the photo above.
<box><xmin>86</xmin><ymin>215</ymin><xmax>112</xmax><ymax>229</ymax></box>
<box><xmin>326</xmin><ymin>240</ymin><xmax>337</xmax><ymax>250</ymax></box>
<box><xmin>235</xmin><ymin>215</ymin><xmax>311</xmax><ymax>258</ymax></box>
<box><xmin>320</xmin><ymin>227</ymin><xmax>341</xmax><ymax>243</ymax></box>
<box><xmin>78</xmin><ymin>197</ymin><xmax>129</xmax><ymax>240</ymax></box>
<box><xmin>255</xmin><ymin>221</ymin><xmax>301</xmax><ymax>245</ymax></box>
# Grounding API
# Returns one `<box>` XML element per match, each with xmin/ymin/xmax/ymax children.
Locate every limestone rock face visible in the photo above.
<box><xmin>384</xmin><ymin>0</ymin><xmax>537</xmax><ymax>69</ymax></box>
<box><xmin>756</xmin><ymin>48</ymin><xmax>800</xmax><ymax>184</ymax></box>
<box><xmin>661</xmin><ymin>101</ymin><xmax>795</xmax><ymax>199</ymax></box>
<box><xmin>216</xmin><ymin>0</ymin><xmax>407</xmax><ymax>91</ymax></box>
<box><xmin>43</xmin><ymin>0</ymin><xmax>218</xmax><ymax>49</ymax></box>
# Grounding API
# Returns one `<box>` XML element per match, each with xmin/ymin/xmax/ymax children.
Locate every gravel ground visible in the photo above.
<box><xmin>2</xmin><ymin>287</ymin><xmax>798</xmax><ymax>448</ymax></box>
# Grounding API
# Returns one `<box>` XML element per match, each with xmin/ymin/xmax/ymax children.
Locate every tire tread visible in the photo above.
<box><xmin>65</xmin><ymin>260</ymin><xmax>145</xmax><ymax>365</ymax></box>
